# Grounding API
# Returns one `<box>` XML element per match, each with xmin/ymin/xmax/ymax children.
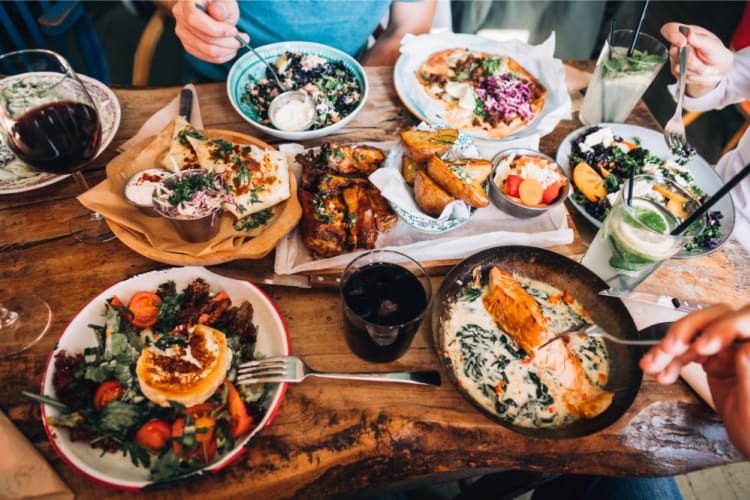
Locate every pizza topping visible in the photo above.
<box><xmin>475</xmin><ymin>74</ymin><xmax>533</xmax><ymax>123</ymax></box>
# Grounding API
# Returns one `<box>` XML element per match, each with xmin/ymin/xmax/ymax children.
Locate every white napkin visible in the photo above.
<box><xmin>117</xmin><ymin>84</ymin><xmax>204</xmax><ymax>152</ymax></box>
<box><xmin>621</xmin><ymin>299</ymin><xmax>717</xmax><ymax>411</ymax></box>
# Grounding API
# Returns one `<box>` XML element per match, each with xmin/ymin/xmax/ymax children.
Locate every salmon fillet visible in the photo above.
<box><xmin>482</xmin><ymin>267</ymin><xmax>553</xmax><ymax>354</ymax></box>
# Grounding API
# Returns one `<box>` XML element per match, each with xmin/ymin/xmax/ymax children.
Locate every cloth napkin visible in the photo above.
<box><xmin>117</xmin><ymin>83</ymin><xmax>204</xmax><ymax>152</ymax></box>
<box><xmin>0</xmin><ymin>410</ymin><xmax>73</xmax><ymax>499</ymax></box>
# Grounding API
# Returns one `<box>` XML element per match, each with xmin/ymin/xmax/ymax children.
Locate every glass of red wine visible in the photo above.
<box><xmin>0</xmin><ymin>49</ymin><xmax>112</xmax><ymax>243</ymax></box>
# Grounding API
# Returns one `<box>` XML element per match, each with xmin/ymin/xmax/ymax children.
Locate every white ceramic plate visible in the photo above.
<box><xmin>39</xmin><ymin>266</ymin><xmax>291</xmax><ymax>491</ymax></box>
<box><xmin>556</xmin><ymin>123</ymin><xmax>735</xmax><ymax>258</ymax></box>
<box><xmin>0</xmin><ymin>74</ymin><xmax>121</xmax><ymax>195</ymax></box>
<box><xmin>394</xmin><ymin>33</ymin><xmax>568</xmax><ymax>142</ymax></box>
<box><xmin>227</xmin><ymin>41</ymin><xmax>367</xmax><ymax>141</ymax></box>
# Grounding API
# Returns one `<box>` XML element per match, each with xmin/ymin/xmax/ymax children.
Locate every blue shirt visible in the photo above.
<box><xmin>187</xmin><ymin>0</ymin><xmax>393</xmax><ymax>81</ymax></box>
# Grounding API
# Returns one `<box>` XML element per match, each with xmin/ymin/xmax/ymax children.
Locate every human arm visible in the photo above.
<box><xmin>359</xmin><ymin>0</ymin><xmax>436</xmax><ymax>66</ymax></box>
<box><xmin>155</xmin><ymin>0</ymin><xmax>245</xmax><ymax>64</ymax></box>
<box><xmin>639</xmin><ymin>304</ymin><xmax>750</xmax><ymax>459</ymax></box>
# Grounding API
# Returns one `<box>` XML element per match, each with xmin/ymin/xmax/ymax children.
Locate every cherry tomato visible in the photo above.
<box><xmin>93</xmin><ymin>380</ymin><xmax>124</xmax><ymax>411</ymax></box>
<box><xmin>503</xmin><ymin>174</ymin><xmax>523</xmax><ymax>197</ymax></box>
<box><xmin>127</xmin><ymin>291</ymin><xmax>162</xmax><ymax>328</ymax></box>
<box><xmin>225</xmin><ymin>380</ymin><xmax>253</xmax><ymax>438</ymax></box>
<box><xmin>135</xmin><ymin>419</ymin><xmax>172</xmax><ymax>451</ymax></box>
<box><xmin>541</xmin><ymin>181</ymin><xmax>562</xmax><ymax>205</ymax></box>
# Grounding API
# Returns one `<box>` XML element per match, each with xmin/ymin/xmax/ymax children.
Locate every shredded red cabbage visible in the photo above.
<box><xmin>475</xmin><ymin>74</ymin><xmax>533</xmax><ymax>120</ymax></box>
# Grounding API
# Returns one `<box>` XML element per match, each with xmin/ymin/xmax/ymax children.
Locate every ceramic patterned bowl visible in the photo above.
<box><xmin>227</xmin><ymin>42</ymin><xmax>368</xmax><ymax>141</ymax></box>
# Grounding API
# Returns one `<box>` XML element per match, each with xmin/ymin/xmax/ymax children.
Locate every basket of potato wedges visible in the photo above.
<box><xmin>370</xmin><ymin>124</ymin><xmax>493</xmax><ymax>234</ymax></box>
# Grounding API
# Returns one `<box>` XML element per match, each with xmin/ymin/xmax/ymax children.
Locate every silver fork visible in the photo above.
<box><xmin>538</xmin><ymin>323</ymin><xmax>662</xmax><ymax>350</ymax></box>
<box><xmin>664</xmin><ymin>26</ymin><xmax>691</xmax><ymax>154</ymax></box>
<box><xmin>236</xmin><ymin>355</ymin><xmax>441</xmax><ymax>386</ymax></box>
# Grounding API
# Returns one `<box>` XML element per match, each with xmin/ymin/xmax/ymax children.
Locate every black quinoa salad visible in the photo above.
<box><xmin>567</xmin><ymin>125</ymin><xmax>724</xmax><ymax>253</ymax></box>
<box><xmin>241</xmin><ymin>51</ymin><xmax>362</xmax><ymax>130</ymax></box>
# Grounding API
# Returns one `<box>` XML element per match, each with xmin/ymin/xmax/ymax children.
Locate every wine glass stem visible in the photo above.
<box><xmin>0</xmin><ymin>305</ymin><xmax>19</xmax><ymax>329</ymax></box>
<box><xmin>73</xmin><ymin>171</ymin><xmax>91</xmax><ymax>192</ymax></box>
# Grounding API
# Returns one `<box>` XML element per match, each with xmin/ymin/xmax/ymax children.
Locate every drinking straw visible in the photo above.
<box><xmin>671</xmin><ymin>161</ymin><xmax>750</xmax><ymax>235</ymax></box>
<box><xmin>627</xmin><ymin>0</ymin><xmax>650</xmax><ymax>56</ymax></box>
<box><xmin>627</xmin><ymin>165</ymin><xmax>635</xmax><ymax>206</ymax></box>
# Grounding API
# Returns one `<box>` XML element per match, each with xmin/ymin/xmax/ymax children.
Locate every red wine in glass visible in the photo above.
<box><xmin>6</xmin><ymin>100</ymin><xmax>101</xmax><ymax>174</ymax></box>
<box><xmin>0</xmin><ymin>49</ymin><xmax>111</xmax><ymax>244</ymax></box>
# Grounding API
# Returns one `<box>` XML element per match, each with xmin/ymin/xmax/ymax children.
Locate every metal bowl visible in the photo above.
<box><xmin>123</xmin><ymin>168</ymin><xmax>169</xmax><ymax>217</ymax></box>
<box><xmin>432</xmin><ymin>246</ymin><xmax>643</xmax><ymax>438</ymax></box>
<box><xmin>152</xmin><ymin>170</ymin><xmax>223</xmax><ymax>243</ymax></box>
<box><xmin>489</xmin><ymin>148</ymin><xmax>569</xmax><ymax>218</ymax></box>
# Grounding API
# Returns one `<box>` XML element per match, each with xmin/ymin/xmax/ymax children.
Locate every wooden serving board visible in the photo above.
<box><xmin>101</xmin><ymin>129</ymin><xmax>302</xmax><ymax>265</ymax></box>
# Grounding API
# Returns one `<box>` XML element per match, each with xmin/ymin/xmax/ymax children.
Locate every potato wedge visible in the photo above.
<box><xmin>401</xmin><ymin>156</ymin><xmax>425</xmax><ymax>185</ymax></box>
<box><xmin>427</xmin><ymin>155</ymin><xmax>490</xmax><ymax>208</ymax></box>
<box><xmin>400</xmin><ymin>128</ymin><xmax>459</xmax><ymax>162</ymax></box>
<box><xmin>414</xmin><ymin>169</ymin><xmax>456</xmax><ymax>217</ymax></box>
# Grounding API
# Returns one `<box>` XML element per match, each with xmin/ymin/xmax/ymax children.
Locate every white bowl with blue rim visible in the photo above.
<box><xmin>227</xmin><ymin>41</ymin><xmax>368</xmax><ymax>141</ymax></box>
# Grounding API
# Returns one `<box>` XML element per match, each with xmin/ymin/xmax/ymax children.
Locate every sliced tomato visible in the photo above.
<box><xmin>224</xmin><ymin>380</ymin><xmax>253</xmax><ymax>438</ymax></box>
<box><xmin>541</xmin><ymin>181</ymin><xmax>562</xmax><ymax>205</ymax></box>
<box><xmin>503</xmin><ymin>174</ymin><xmax>523</xmax><ymax>197</ymax></box>
<box><xmin>93</xmin><ymin>380</ymin><xmax>124</xmax><ymax>411</ymax></box>
<box><xmin>127</xmin><ymin>291</ymin><xmax>162</xmax><ymax>328</ymax></box>
<box><xmin>171</xmin><ymin>414</ymin><xmax>217</xmax><ymax>463</ymax></box>
<box><xmin>135</xmin><ymin>419</ymin><xmax>172</xmax><ymax>451</ymax></box>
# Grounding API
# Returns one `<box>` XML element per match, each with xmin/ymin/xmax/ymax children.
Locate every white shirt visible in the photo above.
<box><xmin>680</xmin><ymin>47</ymin><xmax>750</xmax><ymax>252</ymax></box>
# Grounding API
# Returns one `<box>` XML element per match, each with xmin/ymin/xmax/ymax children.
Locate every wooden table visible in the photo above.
<box><xmin>1</xmin><ymin>64</ymin><xmax>748</xmax><ymax>499</ymax></box>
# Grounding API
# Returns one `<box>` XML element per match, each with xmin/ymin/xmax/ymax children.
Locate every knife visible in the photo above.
<box><xmin>178</xmin><ymin>87</ymin><xmax>193</xmax><ymax>121</ymax></box>
<box><xmin>598</xmin><ymin>289</ymin><xmax>709</xmax><ymax>312</ymax></box>
<box><xmin>207</xmin><ymin>264</ymin><xmax>341</xmax><ymax>289</ymax></box>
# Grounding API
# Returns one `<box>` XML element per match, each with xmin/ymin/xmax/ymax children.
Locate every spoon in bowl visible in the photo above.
<box><xmin>195</xmin><ymin>3</ymin><xmax>315</xmax><ymax>130</ymax></box>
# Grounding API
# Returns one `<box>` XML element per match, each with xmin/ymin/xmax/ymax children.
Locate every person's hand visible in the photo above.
<box><xmin>661</xmin><ymin>23</ymin><xmax>734</xmax><ymax>98</ymax></box>
<box><xmin>640</xmin><ymin>304</ymin><xmax>750</xmax><ymax>458</ymax></box>
<box><xmin>172</xmin><ymin>0</ymin><xmax>245</xmax><ymax>64</ymax></box>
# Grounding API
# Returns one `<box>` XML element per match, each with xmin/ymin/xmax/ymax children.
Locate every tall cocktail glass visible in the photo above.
<box><xmin>580</xmin><ymin>175</ymin><xmax>703</xmax><ymax>291</ymax></box>
<box><xmin>579</xmin><ymin>30</ymin><xmax>668</xmax><ymax>125</ymax></box>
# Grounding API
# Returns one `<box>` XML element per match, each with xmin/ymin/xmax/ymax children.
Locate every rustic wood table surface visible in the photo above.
<box><xmin>1</xmin><ymin>63</ymin><xmax>748</xmax><ymax>499</ymax></box>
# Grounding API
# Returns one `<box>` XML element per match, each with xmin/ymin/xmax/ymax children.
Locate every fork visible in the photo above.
<box><xmin>664</xmin><ymin>26</ymin><xmax>691</xmax><ymax>154</ymax></box>
<box><xmin>538</xmin><ymin>323</ymin><xmax>662</xmax><ymax>350</ymax></box>
<box><xmin>236</xmin><ymin>355</ymin><xmax>441</xmax><ymax>386</ymax></box>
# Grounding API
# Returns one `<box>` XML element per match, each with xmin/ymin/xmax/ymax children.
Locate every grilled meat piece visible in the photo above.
<box><xmin>367</xmin><ymin>186</ymin><xmax>398</xmax><ymax>232</ymax></box>
<box><xmin>342</xmin><ymin>184</ymin><xmax>377</xmax><ymax>250</ymax></box>
<box><xmin>299</xmin><ymin>189</ymin><xmax>347</xmax><ymax>258</ymax></box>
<box><xmin>326</xmin><ymin>144</ymin><xmax>385</xmax><ymax>176</ymax></box>
<box><xmin>317</xmin><ymin>173</ymin><xmax>369</xmax><ymax>195</ymax></box>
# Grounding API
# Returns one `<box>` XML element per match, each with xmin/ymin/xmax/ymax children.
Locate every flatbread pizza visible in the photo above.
<box><xmin>416</xmin><ymin>48</ymin><xmax>547</xmax><ymax>139</ymax></box>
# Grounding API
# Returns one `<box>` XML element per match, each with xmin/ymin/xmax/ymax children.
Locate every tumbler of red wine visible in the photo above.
<box><xmin>0</xmin><ymin>49</ymin><xmax>112</xmax><ymax>243</ymax></box>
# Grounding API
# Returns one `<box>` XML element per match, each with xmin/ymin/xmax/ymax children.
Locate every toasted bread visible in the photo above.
<box><xmin>400</xmin><ymin>128</ymin><xmax>459</xmax><ymax>162</ymax></box>
<box><xmin>427</xmin><ymin>155</ymin><xmax>490</xmax><ymax>208</ymax></box>
<box><xmin>414</xmin><ymin>169</ymin><xmax>456</xmax><ymax>217</ymax></box>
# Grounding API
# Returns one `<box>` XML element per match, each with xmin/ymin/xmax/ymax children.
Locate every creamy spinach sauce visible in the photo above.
<box><xmin>443</xmin><ymin>274</ymin><xmax>610</xmax><ymax>428</ymax></box>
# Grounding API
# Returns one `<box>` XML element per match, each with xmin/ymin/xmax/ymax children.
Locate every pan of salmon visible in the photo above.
<box><xmin>432</xmin><ymin>245</ymin><xmax>642</xmax><ymax>438</ymax></box>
